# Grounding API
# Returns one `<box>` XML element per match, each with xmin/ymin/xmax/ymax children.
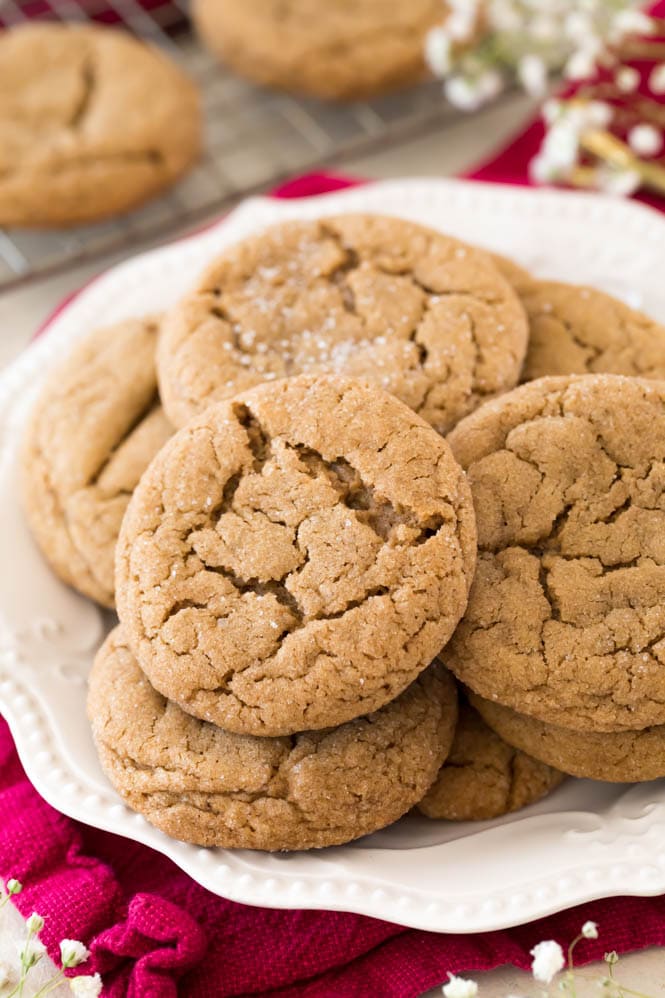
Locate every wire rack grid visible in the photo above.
<box><xmin>0</xmin><ymin>0</ymin><xmax>467</xmax><ymax>290</ymax></box>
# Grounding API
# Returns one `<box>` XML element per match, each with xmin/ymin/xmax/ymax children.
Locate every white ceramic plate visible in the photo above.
<box><xmin>3</xmin><ymin>178</ymin><xmax>665</xmax><ymax>934</ymax></box>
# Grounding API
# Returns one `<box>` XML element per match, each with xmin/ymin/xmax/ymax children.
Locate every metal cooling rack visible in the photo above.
<box><xmin>0</xmin><ymin>0</ymin><xmax>468</xmax><ymax>290</ymax></box>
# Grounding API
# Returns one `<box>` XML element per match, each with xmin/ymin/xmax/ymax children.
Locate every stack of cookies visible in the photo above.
<box><xmin>21</xmin><ymin>210</ymin><xmax>665</xmax><ymax>851</ymax></box>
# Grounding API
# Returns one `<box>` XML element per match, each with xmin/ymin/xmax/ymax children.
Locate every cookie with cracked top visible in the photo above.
<box><xmin>157</xmin><ymin>214</ymin><xmax>528</xmax><ymax>435</ymax></box>
<box><xmin>418</xmin><ymin>700</ymin><xmax>564</xmax><ymax>821</ymax></box>
<box><xmin>471</xmin><ymin>691</ymin><xmax>665</xmax><ymax>783</ymax></box>
<box><xmin>191</xmin><ymin>0</ymin><xmax>445</xmax><ymax>101</ymax></box>
<box><xmin>22</xmin><ymin>317</ymin><xmax>172</xmax><ymax>607</ymax></box>
<box><xmin>115</xmin><ymin>374</ymin><xmax>477</xmax><ymax>736</ymax></box>
<box><xmin>0</xmin><ymin>23</ymin><xmax>201</xmax><ymax>227</ymax></box>
<box><xmin>517</xmin><ymin>281</ymin><xmax>665</xmax><ymax>383</ymax></box>
<box><xmin>446</xmin><ymin>374</ymin><xmax>665</xmax><ymax>733</ymax></box>
<box><xmin>89</xmin><ymin>627</ymin><xmax>458</xmax><ymax>850</ymax></box>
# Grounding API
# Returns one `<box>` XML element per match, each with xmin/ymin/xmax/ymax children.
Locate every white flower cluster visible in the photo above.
<box><xmin>439</xmin><ymin>921</ymin><xmax>606</xmax><ymax>995</ymax></box>
<box><xmin>0</xmin><ymin>876</ymin><xmax>102</xmax><ymax>997</ymax></box>
<box><xmin>425</xmin><ymin>0</ymin><xmax>655</xmax><ymax>111</ymax></box>
<box><xmin>531</xmin><ymin>83</ymin><xmax>664</xmax><ymax>196</ymax></box>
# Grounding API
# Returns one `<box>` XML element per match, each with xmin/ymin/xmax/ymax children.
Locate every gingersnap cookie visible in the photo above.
<box><xmin>446</xmin><ymin>374</ymin><xmax>665</xmax><ymax>733</ymax></box>
<box><xmin>116</xmin><ymin>374</ymin><xmax>476</xmax><ymax>736</ymax></box>
<box><xmin>89</xmin><ymin>627</ymin><xmax>458</xmax><ymax>850</ymax></box>
<box><xmin>0</xmin><ymin>23</ymin><xmax>201</xmax><ymax>227</ymax></box>
<box><xmin>519</xmin><ymin>281</ymin><xmax>665</xmax><ymax>383</ymax></box>
<box><xmin>418</xmin><ymin>701</ymin><xmax>564</xmax><ymax>821</ymax></box>
<box><xmin>472</xmin><ymin>692</ymin><xmax>665</xmax><ymax>783</ymax></box>
<box><xmin>191</xmin><ymin>0</ymin><xmax>444</xmax><ymax>101</ymax></box>
<box><xmin>22</xmin><ymin>317</ymin><xmax>172</xmax><ymax>607</ymax></box>
<box><xmin>157</xmin><ymin>214</ymin><xmax>528</xmax><ymax>434</ymax></box>
<box><xmin>490</xmin><ymin>252</ymin><xmax>534</xmax><ymax>295</ymax></box>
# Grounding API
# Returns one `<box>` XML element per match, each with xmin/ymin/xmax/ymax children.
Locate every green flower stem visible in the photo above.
<box><xmin>31</xmin><ymin>971</ymin><xmax>66</xmax><ymax>998</ymax></box>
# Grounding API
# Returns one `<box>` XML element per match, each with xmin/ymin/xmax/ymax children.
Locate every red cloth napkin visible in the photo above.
<box><xmin>7</xmin><ymin>19</ymin><xmax>665</xmax><ymax>982</ymax></box>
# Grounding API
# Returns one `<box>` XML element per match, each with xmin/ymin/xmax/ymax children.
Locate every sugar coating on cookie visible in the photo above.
<box><xmin>418</xmin><ymin>701</ymin><xmax>564</xmax><ymax>821</ymax></box>
<box><xmin>0</xmin><ymin>23</ymin><xmax>202</xmax><ymax>226</ymax></box>
<box><xmin>191</xmin><ymin>0</ymin><xmax>444</xmax><ymax>101</ymax></box>
<box><xmin>116</xmin><ymin>374</ymin><xmax>477</xmax><ymax>736</ymax></box>
<box><xmin>446</xmin><ymin>374</ymin><xmax>665</xmax><ymax>732</ymax></box>
<box><xmin>520</xmin><ymin>281</ymin><xmax>665</xmax><ymax>382</ymax></box>
<box><xmin>471</xmin><ymin>692</ymin><xmax>665</xmax><ymax>783</ymax></box>
<box><xmin>89</xmin><ymin>627</ymin><xmax>458</xmax><ymax>850</ymax></box>
<box><xmin>157</xmin><ymin>214</ymin><xmax>528</xmax><ymax>434</ymax></box>
<box><xmin>22</xmin><ymin>317</ymin><xmax>172</xmax><ymax>607</ymax></box>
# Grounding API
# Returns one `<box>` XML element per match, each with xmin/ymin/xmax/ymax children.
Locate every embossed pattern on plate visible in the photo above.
<box><xmin>3</xmin><ymin>179</ymin><xmax>665</xmax><ymax>932</ymax></box>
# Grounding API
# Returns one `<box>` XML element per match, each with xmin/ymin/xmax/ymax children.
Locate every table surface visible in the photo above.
<box><xmin>3</xmin><ymin>91</ymin><xmax>665</xmax><ymax>998</ymax></box>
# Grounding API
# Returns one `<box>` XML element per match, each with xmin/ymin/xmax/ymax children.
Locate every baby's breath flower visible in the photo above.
<box><xmin>26</xmin><ymin>911</ymin><xmax>45</xmax><ymax>934</ymax></box>
<box><xmin>60</xmin><ymin>939</ymin><xmax>91</xmax><ymax>969</ymax></box>
<box><xmin>442</xmin><ymin>973</ymin><xmax>479</xmax><ymax>998</ymax></box>
<box><xmin>649</xmin><ymin>63</ymin><xmax>665</xmax><ymax>95</ymax></box>
<box><xmin>543</xmin><ymin>99</ymin><xmax>565</xmax><ymax>125</ymax></box>
<box><xmin>17</xmin><ymin>935</ymin><xmax>46</xmax><ymax>969</ymax></box>
<box><xmin>531</xmin><ymin>939</ymin><xmax>566</xmax><ymax>984</ymax></box>
<box><xmin>594</xmin><ymin>167</ymin><xmax>640</xmax><ymax>197</ymax></box>
<box><xmin>628</xmin><ymin>123</ymin><xmax>664</xmax><ymax>157</ymax></box>
<box><xmin>5</xmin><ymin>878</ymin><xmax>22</xmax><ymax>895</ymax></box>
<box><xmin>518</xmin><ymin>53</ymin><xmax>548</xmax><ymax>96</ymax></box>
<box><xmin>445</xmin><ymin>0</ymin><xmax>479</xmax><ymax>43</ymax></box>
<box><xmin>70</xmin><ymin>974</ymin><xmax>103</xmax><ymax>998</ymax></box>
<box><xmin>582</xmin><ymin>920</ymin><xmax>599</xmax><ymax>939</ymax></box>
<box><xmin>564</xmin><ymin>46</ymin><xmax>599</xmax><ymax>81</ymax></box>
<box><xmin>615</xmin><ymin>66</ymin><xmax>640</xmax><ymax>93</ymax></box>
<box><xmin>611</xmin><ymin>8</ymin><xmax>655</xmax><ymax>41</ymax></box>
<box><xmin>425</xmin><ymin>27</ymin><xmax>453</xmax><ymax>76</ymax></box>
<box><xmin>604</xmin><ymin>950</ymin><xmax>619</xmax><ymax>966</ymax></box>
<box><xmin>445</xmin><ymin>72</ymin><xmax>503</xmax><ymax>111</ymax></box>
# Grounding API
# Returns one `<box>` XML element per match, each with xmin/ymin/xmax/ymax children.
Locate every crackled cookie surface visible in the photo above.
<box><xmin>446</xmin><ymin>374</ymin><xmax>665</xmax><ymax>732</ymax></box>
<box><xmin>157</xmin><ymin>214</ymin><xmax>528</xmax><ymax>434</ymax></box>
<box><xmin>418</xmin><ymin>700</ymin><xmax>563</xmax><ymax>821</ymax></box>
<box><xmin>520</xmin><ymin>281</ymin><xmax>665</xmax><ymax>383</ymax></box>
<box><xmin>472</xmin><ymin>693</ymin><xmax>665</xmax><ymax>783</ymax></box>
<box><xmin>89</xmin><ymin>627</ymin><xmax>458</xmax><ymax>850</ymax></box>
<box><xmin>0</xmin><ymin>23</ymin><xmax>201</xmax><ymax>226</ymax></box>
<box><xmin>116</xmin><ymin>375</ymin><xmax>476</xmax><ymax>735</ymax></box>
<box><xmin>192</xmin><ymin>0</ymin><xmax>444</xmax><ymax>101</ymax></box>
<box><xmin>22</xmin><ymin>317</ymin><xmax>172</xmax><ymax>607</ymax></box>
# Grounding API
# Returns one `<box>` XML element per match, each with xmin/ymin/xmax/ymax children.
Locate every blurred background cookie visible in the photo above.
<box><xmin>0</xmin><ymin>22</ymin><xmax>202</xmax><ymax>226</ymax></box>
<box><xmin>22</xmin><ymin>317</ymin><xmax>172</xmax><ymax>606</ymax></box>
<box><xmin>191</xmin><ymin>0</ymin><xmax>446</xmax><ymax>101</ymax></box>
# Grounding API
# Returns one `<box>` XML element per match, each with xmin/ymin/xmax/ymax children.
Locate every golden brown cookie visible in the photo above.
<box><xmin>446</xmin><ymin>374</ymin><xmax>665</xmax><ymax>733</ymax></box>
<box><xmin>0</xmin><ymin>23</ymin><xmax>202</xmax><ymax>227</ymax></box>
<box><xmin>116</xmin><ymin>374</ymin><xmax>476</xmax><ymax>736</ymax></box>
<box><xmin>489</xmin><ymin>252</ymin><xmax>534</xmax><ymax>295</ymax></box>
<box><xmin>89</xmin><ymin>627</ymin><xmax>458</xmax><ymax>850</ymax></box>
<box><xmin>157</xmin><ymin>214</ymin><xmax>528</xmax><ymax>434</ymax></box>
<box><xmin>22</xmin><ymin>317</ymin><xmax>172</xmax><ymax>607</ymax></box>
<box><xmin>418</xmin><ymin>701</ymin><xmax>564</xmax><ymax>821</ymax></box>
<box><xmin>472</xmin><ymin>692</ymin><xmax>665</xmax><ymax>783</ymax></box>
<box><xmin>519</xmin><ymin>282</ymin><xmax>665</xmax><ymax>383</ymax></box>
<box><xmin>191</xmin><ymin>0</ymin><xmax>443</xmax><ymax>101</ymax></box>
